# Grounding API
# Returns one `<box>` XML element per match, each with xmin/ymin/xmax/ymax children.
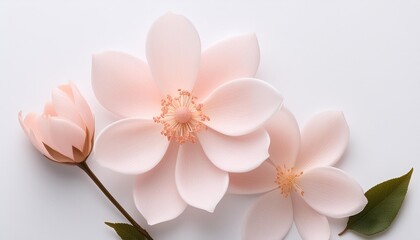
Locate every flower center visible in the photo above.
<box><xmin>174</xmin><ymin>107</ymin><xmax>192</xmax><ymax>124</ymax></box>
<box><xmin>275</xmin><ymin>165</ymin><xmax>304</xmax><ymax>198</ymax></box>
<box><xmin>153</xmin><ymin>89</ymin><xmax>210</xmax><ymax>144</ymax></box>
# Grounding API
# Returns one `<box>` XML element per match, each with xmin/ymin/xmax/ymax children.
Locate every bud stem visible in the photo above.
<box><xmin>77</xmin><ymin>161</ymin><xmax>153</xmax><ymax>240</ymax></box>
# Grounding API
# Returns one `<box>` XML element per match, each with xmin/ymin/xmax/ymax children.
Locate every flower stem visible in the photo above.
<box><xmin>338</xmin><ymin>227</ymin><xmax>348</xmax><ymax>236</ymax></box>
<box><xmin>77</xmin><ymin>161</ymin><xmax>153</xmax><ymax>240</ymax></box>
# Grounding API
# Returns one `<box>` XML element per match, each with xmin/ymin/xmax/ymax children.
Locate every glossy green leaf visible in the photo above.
<box><xmin>339</xmin><ymin>168</ymin><xmax>413</xmax><ymax>236</ymax></box>
<box><xmin>105</xmin><ymin>222</ymin><xmax>147</xmax><ymax>240</ymax></box>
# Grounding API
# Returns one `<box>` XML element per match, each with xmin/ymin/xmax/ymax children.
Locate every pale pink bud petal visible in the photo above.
<box><xmin>19</xmin><ymin>83</ymin><xmax>95</xmax><ymax>164</ymax></box>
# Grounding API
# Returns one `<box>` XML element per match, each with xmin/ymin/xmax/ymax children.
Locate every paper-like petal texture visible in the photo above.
<box><xmin>146</xmin><ymin>12</ymin><xmax>201</xmax><ymax>95</ymax></box>
<box><xmin>175</xmin><ymin>142</ymin><xmax>228</xmax><ymax>212</ymax></box>
<box><xmin>194</xmin><ymin>34</ymin><xmax>260</xmax><ymax>99</ymax></box>
<box><xmin>292</xmin><ymin>192</ymin><xmax>330</xmax><ymax>240</ymax></box>
<box><xmin>92</xmin><ymin>51</ymin><xmax>162</xmax><ymax>118</ymax></box>
<box><xmin>52</xmin><ymin>87</ymin><xmax>84</xmax><ymax>130</ymax></box>
<box><xmin>19</xmin><ymin>112</ymin><xmax>51</xmax><ymax>157</ymax></box>
<box><xmin>202</xmin><ymin>78</ymin><xmax>283</xmax><ymax>136</ymax></box>
<box><xmin>69</xmin><ymin>82</ymin><xmax>95</xmax><ymax>134</ymax></box>
<box><xmin>229</xmin><ymin>161</ymin><xmax>277</xmax><ymax>194</ymax></box>
<box><xmin>133</xmin><ymin>143</ymin><xmax>187</xmax><ymax>225</ymax></box>
<box><xmin>198</xmin><ymin>128</ymin><xmax>269</xmax><ymax>173</ymax></box>
<box><xmin>94</xmin><ymin>118</ymin><xmax>169</xmax><ymax>174</ymax></box>
<box><xmin>299</xmin><ymin>167</ymin><xmax>367</xmax><ymax>218</ymax></box>
<box><xmin>295</xmin><ymin>111</ymin><xmax>349</xmax><ymax>170</ymax></box>
<box><xmin>264</xmin><ymin>108</ymin><xmax>300</xmax><ymax>168</ymax></box>
<box><xmin>243</xmin><ymin>190</ymin><xmax>293</xmax><ymax>240</ymax></box>
<box><xmin>37</xmin><ymin>116</ymin><xmax>86</xmax><ymax>159</ymax></box>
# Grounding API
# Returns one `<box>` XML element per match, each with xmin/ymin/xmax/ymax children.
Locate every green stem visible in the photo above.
<box><xmin>78</xmin><ymin>161</ymin><xmax>153</xmax><ymax>240</ymax></box>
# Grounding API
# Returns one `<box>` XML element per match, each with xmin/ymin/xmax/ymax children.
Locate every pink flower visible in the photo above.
<box><xmin>229</xmin><ymin>109</ymin><xmax>367</xmax><ymax>240</ymax></box>
<box><xmin>19</xmin><ymin>82</ymin><xmax>95</xmax><ymax>164</ymax></box>
<box><xmin>92</xmin><ymin>13</ymin><xmax>283</xmax><ymax>224</ymax></box>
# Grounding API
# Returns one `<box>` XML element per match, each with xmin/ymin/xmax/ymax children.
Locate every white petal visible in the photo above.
<box><xmin>243</xmin><ymin>190</ymin><xmax>293</xmax><ymax>240</ymax></box>
<box><xmin>295</xmin><ymin>111</ymin><xmax>349</xmax><ymax>170</ymax></box>
<box><xmin>92</xmin><ymin>51</ymin><xmax>162</xmax><ymax>118</ymax></box>
<box><xmin>175</xmin><ymin>142</ymin><xmax>228</xmax><ymax>212</ymax></box>
<box><xmin>292</xmin><ymin>193</ymin><xmax>330</xmax><ymax>240</ymax></box>
<box><xmin>202</xmin><ymin>78</ymin><xmax>283</xmax><ymax>136</ymax></box>
<box><xmin>299</xmin><ymin>167</ymin><xmax>367</xmax><ymax>218</ymax></box>
<box><xmin>264</xmin><ymin>108</ymin><xmax>300</xmax><ymax>168</ymax></box>
<box><xmin>146</xmin><ymin>12</ymin><xmax>201</xmax><ymax>95</ymax></box>
<box><xmin>94</xmin><ymin>118</ymin><xmax>169</xmax><ymax>174</ymax></box>
<box><xmin>198</xmin><ymin>128</ymin><xmax>269</xmax><ymax>173</ymax></box>
<box><xmin>228</xmin><ymin>161</ymin><xmax>277</xmax><ymax>194</ymax></box>
<box><xmin>133</xmin><ymin>143</ymin><xmax>187</xmax><ymax>225</ymax></box>
<box><xmin>194</xmin><ymin>34</ymin><xmax>260</xmax><ymax>99</ymax></box>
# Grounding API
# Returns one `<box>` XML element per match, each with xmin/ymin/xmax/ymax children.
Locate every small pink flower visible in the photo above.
<box><xmin>19</xmin><ymin>82</ymin><xmax>95</xmax><ymax>164</ymax></box>
<box><xmin>92</xmin><ymin>13</ymin><xmax>283</xmax><ymax>224</ymax></box>
<box><xmin>229</xmin><ymin>109</ymin><xmax>367</xmax><ymax>240</ymax></box>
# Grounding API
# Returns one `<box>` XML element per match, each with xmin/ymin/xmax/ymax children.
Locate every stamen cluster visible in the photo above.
<box><xmin>275</xmin><ymin>165</ymin><xmax>304</xmax><ymax>198</ymax></box>
<box><xmin>154</xmin><ymin>89</ymin><xmax>210</xmax><ymax>144</ymax></box>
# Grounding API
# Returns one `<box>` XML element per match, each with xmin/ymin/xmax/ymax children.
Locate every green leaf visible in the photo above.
<box><xmin>339</xmin><ymin>168</ymin><xmax>413</xmax><ymax>236</ymax></box>
<box><xmin>105</xmin><ymin>222</ymin><xmax>147</xmax><ymax>240</ymax></box>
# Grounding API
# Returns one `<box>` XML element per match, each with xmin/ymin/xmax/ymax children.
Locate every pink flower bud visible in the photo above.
<box><xmin>19</xmin><ymin>82</ymin><xmax>95</xmax><ymax>164</ymax></box>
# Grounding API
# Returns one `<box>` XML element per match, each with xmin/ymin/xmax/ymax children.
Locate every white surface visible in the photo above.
<box><xmin>1</xmin><ymin>0</ymin><xmax>419</xmax><ymax>239</ymax></box>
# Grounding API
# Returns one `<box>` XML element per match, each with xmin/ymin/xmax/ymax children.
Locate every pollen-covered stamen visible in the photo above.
<box><xmin>153</xmin><ymin>89</ymin><xmax>210</xmax><ymax>144</ymax></box>
<box><xmin>275</xmin><ymin>165</ymin><xmax>304</xmax><ymax>198</ymax></box>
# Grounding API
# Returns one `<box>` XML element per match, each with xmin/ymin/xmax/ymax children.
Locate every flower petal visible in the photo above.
<box><xmin>292</xmin><ymin>192</ymin><xmax>330</xmax><ymax>240</ymax></box>
<box><xmin>69</xmin><ymin>82</ymin><xmax>95</xmax><ymax>134</ymax></box>
<box><xmin>243</xmin><ymin>190</ymin><xmax>293</xmax><ymax>240</ymax></box>
<box><xmin>43</xmin><ymin>101</ymin><xmax>56</xmax><ymax>116</ymax></box>
<box><xmin>18</xmin><ymin>112</ymin><xmax>51</xmax><ymax>157</ymax></box>
<box><xmin>202</xmin><ymin>78</ymin><xmax>283</xmax><ymax>136</ymax></box>
<box><xmin>175</xmin><ymin>142</ymin><xmax>228</xmax><ymax>212</ymax></box>
<box><xmin>37</xmin><ymin>116</ymin><xmax>86</xmax><ymax>160</ymax></box>
<box><xmin>194</xmin><ymin>34</ymin><xmax>260</xmax><ymax>99</ymax></box>
<box><xmin>299</xmin><ymin>167</ymin><xmax>367</xmax><ymax>218</ymax></box>
<box><xmin>198</xmin><ymin>128</ymin><xmax>269</xmax><ymax>173</ymax></box>
<box><xmin>146</xmin><ymin>12</ymin><xmax>201</xmax><ymax>95</ymax></box>
<box><xmin>133</xmin><ymin>143</ymin><xmax>187</xmax><ymax>225</ymax></box>
<box><xmin>51</xmin><ymin>87</ymin><xmax>85</xmax><ymax>129</ymax></box>
<box><xmin>92</xmin><ymin>51</ymin><xmax>162</xmax><ymax>118</ymax></box>
<box><xmin>94</xmin><ymin>118</ymin><xmax>169</xmax><ymax>174</ymax></box>
<box><xmin>228</xmin><ymin>161</ymin><xmax>277</xmax><ymax>194</ymax></box>
<box><xmin>264</xmin><ymin>108</ymin><xmax>300</xmax><ymax>168</ymax></box>
<box><xmin>295</xmin><ymin>111</ymin><xmax>349</xmax><ymax>170</ymax></box>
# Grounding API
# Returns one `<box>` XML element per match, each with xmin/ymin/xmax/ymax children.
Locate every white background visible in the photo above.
<box><xmin>1</xmin><ymin>0</ymin><xmax>419</xmax><ymax>239</ymax></box>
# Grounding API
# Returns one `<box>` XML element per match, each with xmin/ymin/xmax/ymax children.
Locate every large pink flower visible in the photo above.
<box><xmin>229</xmin><ymin>109</ymin><xmax>367</xmax><ymax>240</ymax></box>
<box><xmin>92</xmin><ymin>13</ymin><xmax>283</xmax><ymax>224</ymax></box>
